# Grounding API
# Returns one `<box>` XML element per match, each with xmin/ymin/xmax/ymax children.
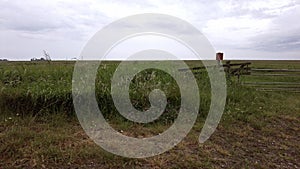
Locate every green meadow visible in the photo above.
<box><xmin>0</xmin><ymin>60</ymin><xmax>299</xmax><ymax>168</ymax></box>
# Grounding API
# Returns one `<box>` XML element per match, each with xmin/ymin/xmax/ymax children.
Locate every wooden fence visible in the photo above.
<box><xmin>241</xmin><ymin>68</ymin><xmax>300</xmax><ymax>92</ymax></box>
<box><xmin>180</xmin><ymin>61</ymin><xmax>300</xmax><ymax>92</ymax></box>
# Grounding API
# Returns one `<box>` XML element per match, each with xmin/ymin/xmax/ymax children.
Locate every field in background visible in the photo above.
<box><xmin>0</xmin><ymin>60</ymin><xmax>299</xmax><ymax>168</ymax></box>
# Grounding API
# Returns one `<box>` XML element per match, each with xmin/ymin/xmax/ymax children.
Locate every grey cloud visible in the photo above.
<box><xmin>1</xmin><ymin>0</ymin><xmax>299</xmax><ymax>60</ymax></box>
<box><xmin>220</xmin><ymin>0</ymin><xmax>298</xmax><ymax>19</ymax></box>
<box><xmin>249</xmin><ymin>5</ymin><xmax>300</xmax><ymax>52</ymax></box>
<box><xmin>1</xmin><ymin>1</ymin><xmax>65</xmax><ymax>32</ymax></box>
<box><xmin>251</xmin><ymin>32</ymin><xmax>300</xmax><ymax>52</ymax></box>
<box><xmin>0</xmin><ymin>1</ymin><xmax>109</xmax><ymax>33</ymax></box>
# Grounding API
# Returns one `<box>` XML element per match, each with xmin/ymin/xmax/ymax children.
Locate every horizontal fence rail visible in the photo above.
<box><xmin>179</xmin><ymin>61</ymin><xmax>299</xmax><ymax>92</ymax></box>
<box><xmin>244</xmin><ymin>66</ymin><xmax>300</xmax><ymax>92</ymax></box>
<box><xmin>242</xmin><ymin>82</ymin><xmax>300</xmax><ymax>85</ymax></box>
<box><xmin>251</xmin><ymin>69</ymin><xmax>300</xmax><ymax>72</ymax></box>
<box><xmin>250</xmin><ymin>73</ymin><xmax>300</xmax><ymax>77</ymax></box>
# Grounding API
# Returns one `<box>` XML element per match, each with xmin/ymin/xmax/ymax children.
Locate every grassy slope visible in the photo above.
<box><xmin>0</xmin><ymin>60</ymin><xmax>299</xmax><ymax>168</ymax></box>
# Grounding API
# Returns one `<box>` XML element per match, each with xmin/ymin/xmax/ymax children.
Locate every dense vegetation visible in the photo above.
<box><xmin>0</xmin><ymin>61</ymin><xmax>299</xmax><ymax>168</ymax></box>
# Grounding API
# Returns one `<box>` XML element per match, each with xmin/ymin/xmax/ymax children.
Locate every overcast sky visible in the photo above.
<box><xmin>1</xmin><ymin>0</ymin><xmax>300</xmax><ymax>60</ymax></box>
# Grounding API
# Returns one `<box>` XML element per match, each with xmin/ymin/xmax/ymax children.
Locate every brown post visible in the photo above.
<box><xmin>216</xmin><ymin>52</ymin><xmax>223</xmax><ymax>67</ymax></box>
<box><xmin>216</xmin><ymin>52</ymin><xmax>224</xmax><ymax>61</ymax></box>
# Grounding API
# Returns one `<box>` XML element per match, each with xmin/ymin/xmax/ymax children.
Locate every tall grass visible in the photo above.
<box><xmin>0</xmin><ymin>62</ymin><xmax>208</xmax><ymax>119</ymax></box>
<box><xmin>0</xmin><ymin>62</ymin><xmax>74</xmax><ymax>116</ymax></box>
<box><xmin>0</xmin><ymin>61</ymin><xmax>297</xmax><ymax>123</ymax></box>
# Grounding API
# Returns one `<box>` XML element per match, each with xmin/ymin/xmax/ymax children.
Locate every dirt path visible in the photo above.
<box><xmin>0</xmin><ymin>113</ymin><xmax>299</xmax><ymax>169</ymax></box>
